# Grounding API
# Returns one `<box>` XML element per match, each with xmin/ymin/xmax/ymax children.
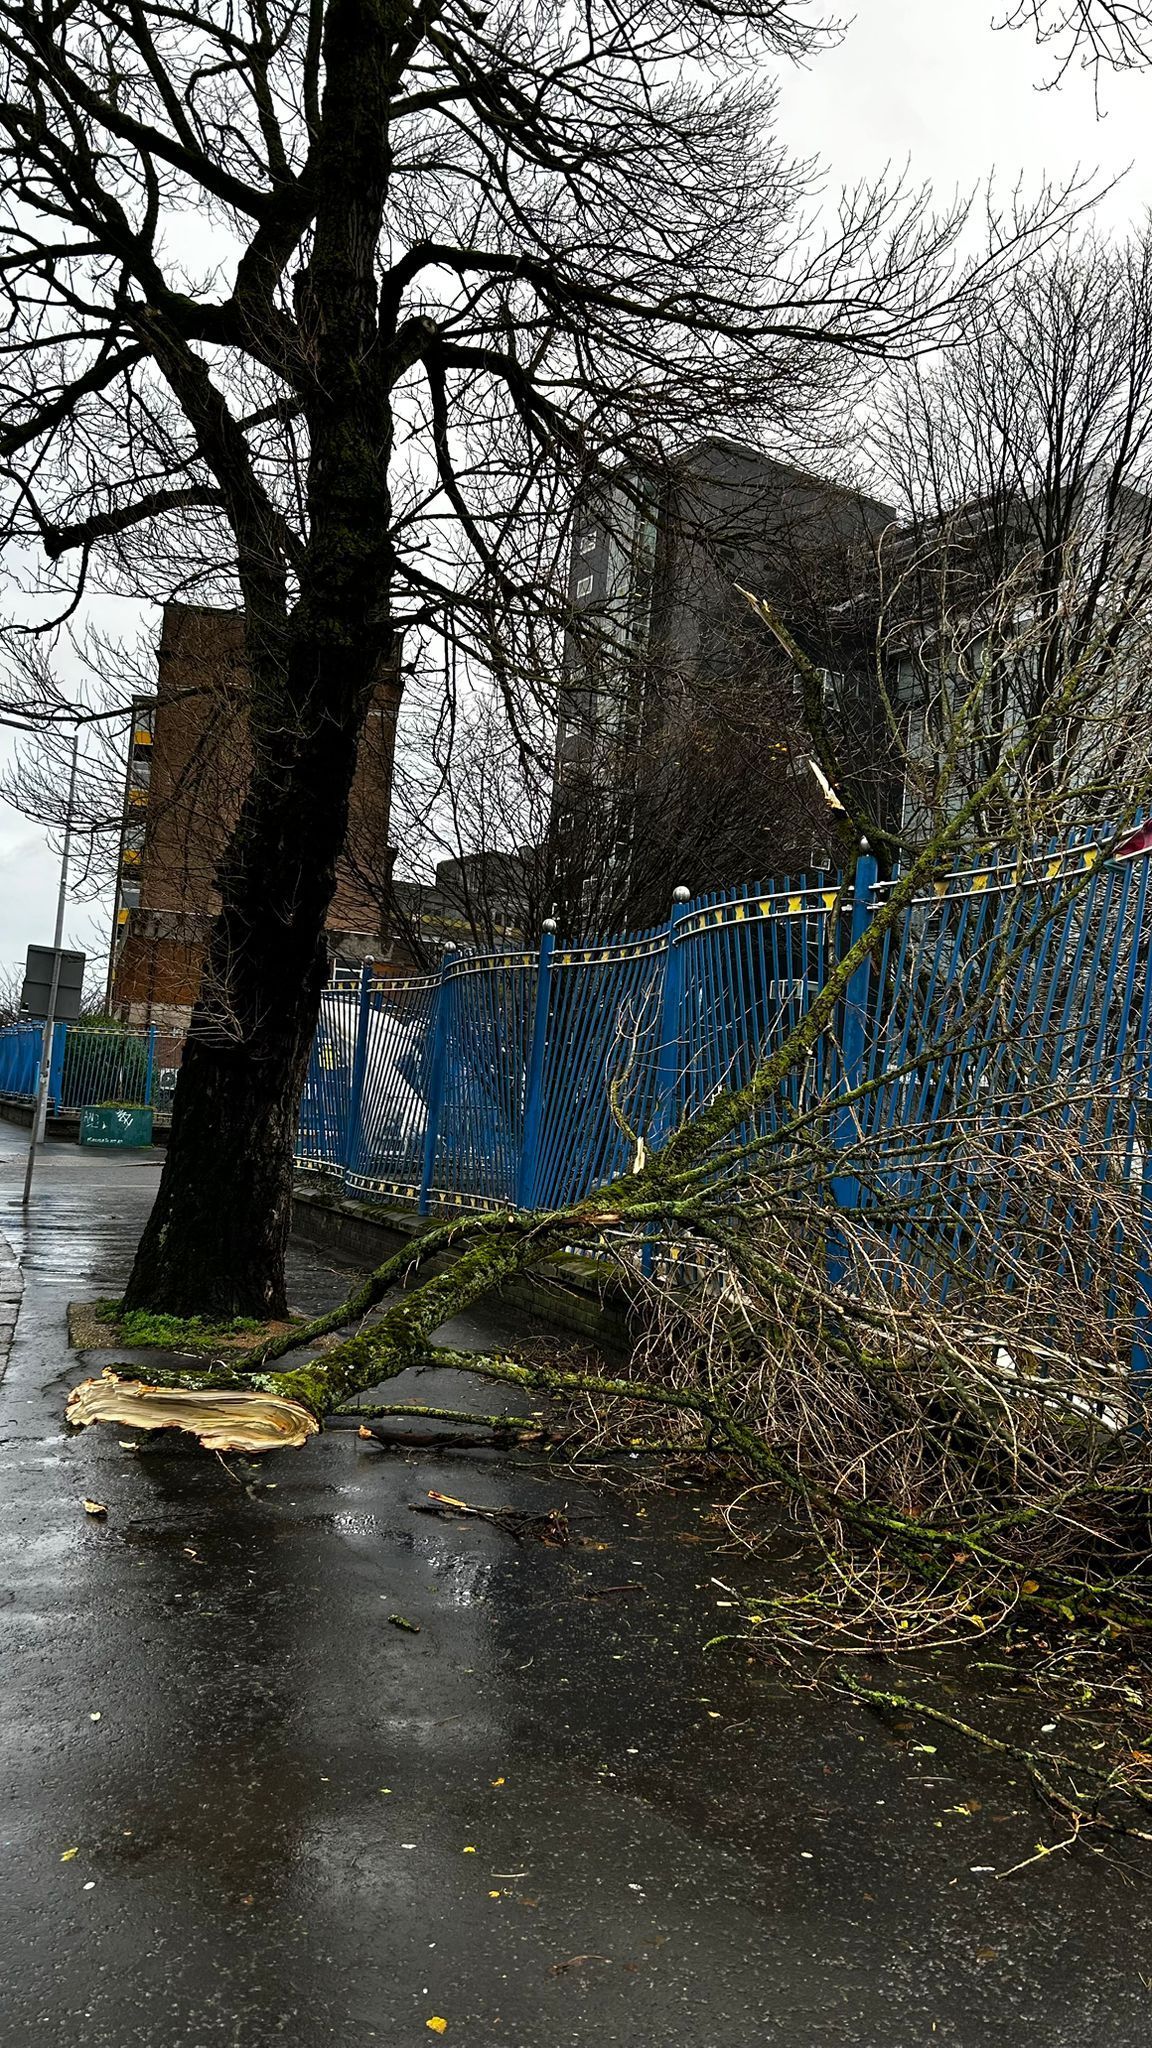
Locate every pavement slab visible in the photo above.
<box><xmin>1</xmin><ymin>1121</ymin><xmax>1151</xmax><ymax>2046</ymax></box>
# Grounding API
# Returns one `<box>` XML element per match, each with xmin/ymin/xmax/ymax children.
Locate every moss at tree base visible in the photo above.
<box><xmin>66</xmin><ymin>1299</ymin><xmax>304</xmax><ymax>1355</ymax></box>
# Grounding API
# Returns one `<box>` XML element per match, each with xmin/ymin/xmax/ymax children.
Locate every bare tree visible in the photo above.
<box><xmin>0</xmin><ymin>0</ymin><xmax>1095</xmax><ymax>1316</ymax></box>
<box><xmin>860</xmin><ymin>230</ymin><xmax>1152</xmax><ymax>854</ymax></box>
<box><xmin>999</xmin><ymin>0</ymin><xmax>1152</xmax><ymax>80</ymax></box>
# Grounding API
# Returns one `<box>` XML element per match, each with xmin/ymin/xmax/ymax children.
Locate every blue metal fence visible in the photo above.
<box><xmin>297</xmin><ymin>827</ymin><xmax>1152</xmax><ymax>1367</ymax></box>
<box><xmin>0</xmin><ymin>1020</ymin><xmax>42</xmax><ymax>1101</ymax></box>
<box><xmin>298</xmin><ymin>861</ymin><xmax>877</xmax><ymax>1210</ymax></box>
<box><xmin>0</xmin><ymin>1022</ymin><xmax>172</xmax><ymax>1113</ymax></box>
<box><xmin>3</xmin><ymin>828</ymin><xmax>1148</xmax><ymax>1365</ymax></box>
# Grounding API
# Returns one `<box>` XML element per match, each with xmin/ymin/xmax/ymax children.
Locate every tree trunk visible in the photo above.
<box><xmin>123</xmin><ymin>0</ymin><xmax>399</xmax><ymax>1316</ymax></box>
<box><xmin>122</xmin><ymin>640</ymin><xmax>391</xmax><ymax>1319</ymax></box>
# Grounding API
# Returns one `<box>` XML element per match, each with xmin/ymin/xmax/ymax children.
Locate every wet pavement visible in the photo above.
<box><xmin>2</xmin><ymin>1120</ymin><xmax>1152</xmax><ymax>2045</ymax></box>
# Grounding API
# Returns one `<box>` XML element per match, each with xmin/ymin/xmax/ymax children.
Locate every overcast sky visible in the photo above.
<box><xmin>2</xmin><ymin>0</ymin><xmax>1151</xmax><ymax>988</ymax></box>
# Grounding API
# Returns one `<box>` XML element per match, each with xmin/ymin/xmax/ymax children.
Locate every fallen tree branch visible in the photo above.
<box><xmin>833</xmin><ymin>1668</ymin><xmax>1152</xmax><ymax>1826</ymax></box>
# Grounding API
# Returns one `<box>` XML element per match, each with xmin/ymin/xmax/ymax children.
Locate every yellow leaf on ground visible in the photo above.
<box><xmin>426</xmin><ymin>2020</ymin><xmax>448</xmax><ymax>2035</ymax></box>
<box><xmin>60</xmin><ymin>1847</ymin><xmax>79</xmax><ymax>1861</ymax></box>
<box><xmin>82</xmin><ymin>1500</ymin><xmax>108</xmax><ymax>1517</ymax></box>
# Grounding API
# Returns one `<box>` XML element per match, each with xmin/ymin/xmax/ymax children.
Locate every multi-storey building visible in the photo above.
<box><xmin>552</xmin><ymin>436</ymin><xmax>896</xmax><ymax>926</ymax></box>
<box><xmin>108</xmin><ymin>603</ymin><xmax>398</xmax><ymax>1031</ymax></box>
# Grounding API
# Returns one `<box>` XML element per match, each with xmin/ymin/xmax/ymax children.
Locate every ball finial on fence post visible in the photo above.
<box><xmin>542</xmin><ymin>918</ymin><xmax>558</xmax><ymax>934</ymax></box>
<box><xmin>672</xmin><ymin>885</ymin><xmax>690</xmax><ymax>904</ymax></box>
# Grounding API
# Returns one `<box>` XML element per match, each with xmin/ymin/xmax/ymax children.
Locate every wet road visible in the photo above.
<box><xmin>1</xmin><ymin>1120</ymin><xmax>1151</xmax><ymax>2045</ymax></box>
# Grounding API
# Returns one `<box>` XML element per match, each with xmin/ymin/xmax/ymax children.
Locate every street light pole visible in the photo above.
<box><xmin>22</xmin><ymin>733</ymin><xmax>80</xmax><ymax>1208</ymax></box>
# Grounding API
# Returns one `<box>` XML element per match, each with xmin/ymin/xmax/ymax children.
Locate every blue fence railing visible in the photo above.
<box><xmin>298</xmin><ymin>867</ymin><xmax>857</xmax><ymax>1217</ymax></box>
<box><xmin>0</xmin><ymin>1022</ymin><xmax>180</xmax><ymax>1114</ymax></box>
<box><xmin>4</xmin><ymin>827</ymin><xmax>1149</xmax><ymax>1368</ymax></box>
<box><xmin>297</xmin><ymin>827</ymin><xmax>1152</xmax><ymax>1370</ymax></box>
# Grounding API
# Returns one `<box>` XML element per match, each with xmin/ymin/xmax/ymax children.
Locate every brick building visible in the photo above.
<box><xmin>108</xmin><ymin>604</ymin><xmax>398</xmax><ymax>1030</ymax></box>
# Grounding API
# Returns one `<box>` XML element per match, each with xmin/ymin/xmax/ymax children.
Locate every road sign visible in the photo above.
<box><xmin>21</xmin><ymin>945</ymin><xmax>86</xmax><ymax>1021</ymax></box>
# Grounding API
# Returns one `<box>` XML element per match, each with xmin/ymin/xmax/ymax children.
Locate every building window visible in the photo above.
<box><xmin>578</xmin><ymin>530</ymin><xmax>597</xmax><ymax>556</ymax></box>
<box><xmin>576</xmin><ymin>574</ymin><xmax>594</xmax><ymax>599</ymax></box>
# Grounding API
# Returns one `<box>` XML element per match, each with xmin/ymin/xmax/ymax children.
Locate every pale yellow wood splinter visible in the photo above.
<box><xmin>66</xmin><ymin>1370</ymin><xmax>319</xmax><ymax>1452</ymax></box>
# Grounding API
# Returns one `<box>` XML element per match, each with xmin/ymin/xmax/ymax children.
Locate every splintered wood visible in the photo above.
<box><xmin>66</xmin><ymin>1370</ymin><xmax>319</xmax><ymax>1452</ymax></box>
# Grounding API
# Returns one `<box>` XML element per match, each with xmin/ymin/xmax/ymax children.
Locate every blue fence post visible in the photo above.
<box><xmin>641</xmin><ymin>887</ymin><xmax>690</xmax><ymax>1277</ymax></box>
<box><xmin>1129</xmin><ymin>923</ymin><xmax>1152</xmax><ymax>1391</ymax></box>
<box><xmin>650</xmin><ymin>886</ymin><xmax>691</xmax><ymax>1154</ymax></box>
<box><xmin>1132</xmin><ymin>1143</ymin><xmax>1152</xmax><ymax>1393</ymax></box>
<box><xmin>143</xmin><ymin>1026</ymin><xmax>158</xmax><ymax>1108</ymax></box>
<box><xmin>516</xmin><ymin>919</ymin><xmax>557</xmax><ymax>1210</ymax></box>
<box><xmin>828</xmin><ymin>841</ymin><xmax>879</xmax><ymax>1286</ymax></box>
<box><xmin>417</xmin><ymin>949</ymin><xmax>456</xmax><ymax>1216</ymax></box>
<box><xmin>343</xmin><ymin>961</ymin><xmax>374</xmax><ymax>1189</ymax></box>
<box><xmin>47</xmin><ymin>1020</ymin><xmax>67</xmax><ymax>1111</ymax></box>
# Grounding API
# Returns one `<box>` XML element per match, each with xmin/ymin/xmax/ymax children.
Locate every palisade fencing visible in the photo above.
<box><xmin>0</xmin><ymin>1022</ymin><xmax>181</xmax><ymax>1114</ymax></box>
<box><xmin>297</xmin><ymin>865</ymin><xmax>874</xmax><ymax>1214</ymax></box>
<box><xmin>853</xmin><ymin>835</ymin><xmax>1152</xmax><ymax>1335</ymax></box>
<box><xmin>297</xmin><ymin>828</ymin><xmax>1152</xmax><ymax>1372</ymax></box>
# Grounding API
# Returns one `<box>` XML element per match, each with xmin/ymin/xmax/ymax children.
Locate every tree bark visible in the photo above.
<box><xmin>121</xmin><ymin>648</ymin><xmax>388</xmax><ymax>1318</ymax></box>
<box><xmin>123</xmin><ymin>0</ymin><xmax>399</xmax><ymax>1316</ymax></box>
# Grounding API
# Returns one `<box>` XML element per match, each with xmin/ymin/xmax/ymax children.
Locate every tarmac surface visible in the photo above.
<box><xmin>2</xmin><ymin>1118</ymin><xmax>1152</xmax><ymax>2045</ymax></box>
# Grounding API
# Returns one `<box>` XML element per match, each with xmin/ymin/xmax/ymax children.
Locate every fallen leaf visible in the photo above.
<box><xmin>89</xmin><ymin>1712</ymin><xmax>101</xmax><ymax>1723</ymax></box>
<box><xmin>462</xmin><ymin>1846</ymin><xmax>476</xmax><ymax>1854</ymax></box>
<box><xmin>490</xmin><ymin>1777</ymin><xmax>505</xmax><ymax>1787</ymax></box>
<box><xmin>60</xmin><ymin>1847</ymin><xmax>79</xmax><ymax>1862</ymax></box>
<box><xmin>82</xmin><ymin>1499</ymin><xmax>108</xmax><ymax>1518</ymax></box>
<box><xmin>488</xmin><ymin>1890</ymin><xmax>501</xmax><ymax>1898</ymax></box>
<box><xmin>426</xmin><ymin>2020</ymin><xmax>448</xmax><ymax>2035</ymax></box>
<box><xmin>389</xmin><ymin>1614</ymin><xmax>421</xmax><ymax>1634</ymax></box>
<box><xmin>976</xmin><ymin>1948</ymin><xmax>999</xmax><ymax>1962</ymax></box>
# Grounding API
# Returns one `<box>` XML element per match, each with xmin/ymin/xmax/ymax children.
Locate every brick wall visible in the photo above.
<box><xmin>111</xmin><ymin>604</ymin><xmax>399</xmax><ymax>1027</ymax></box>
